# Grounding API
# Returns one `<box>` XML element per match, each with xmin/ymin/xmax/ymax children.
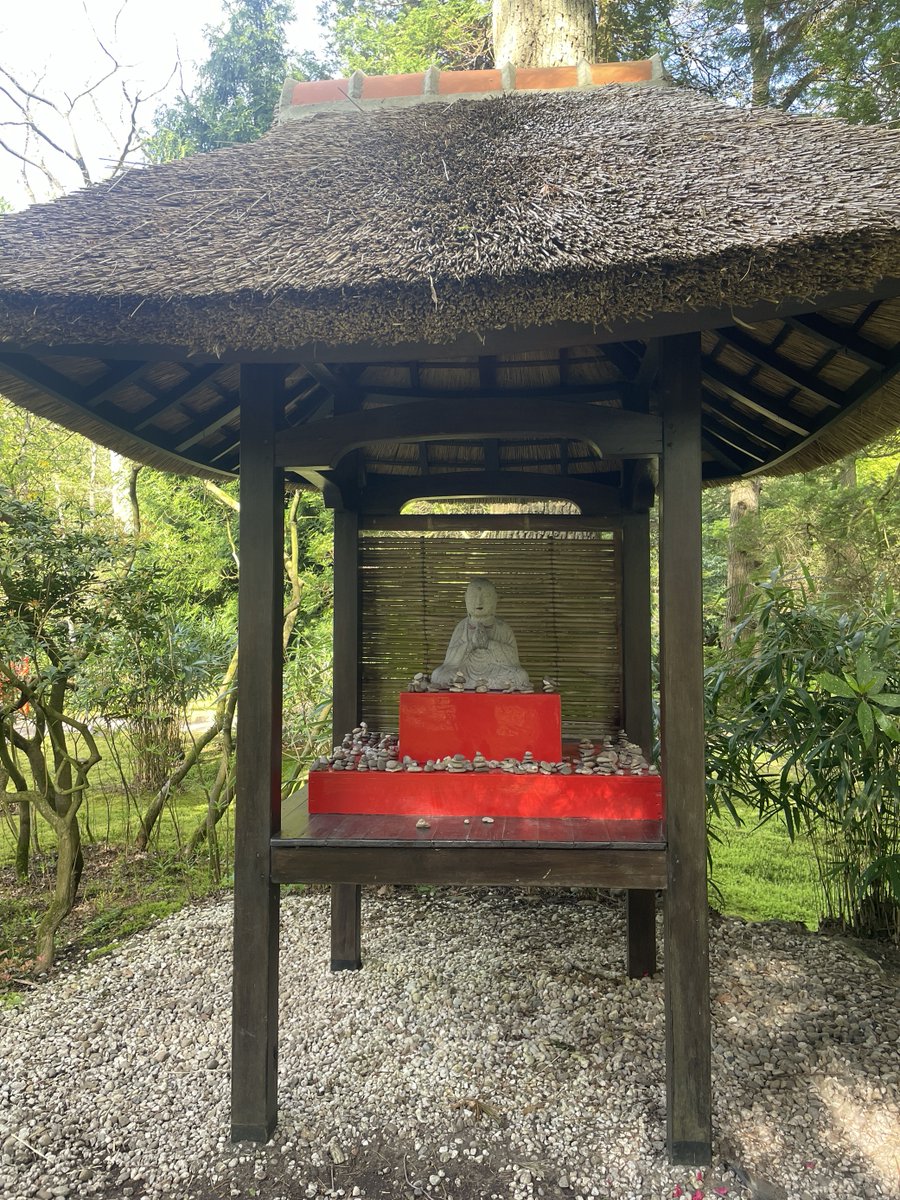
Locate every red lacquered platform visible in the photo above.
<box><xmin>307</xmin><ymin>769</ymin><xmax>662</xmax><ymax>820</ymax></box>
<box><xmin>399</xmin><ymin>691</ymin><xmax>561</xmax><ymax>762</ymax></box>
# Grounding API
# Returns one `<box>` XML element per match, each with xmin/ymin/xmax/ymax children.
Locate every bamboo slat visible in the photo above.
<box><xmin>359</xmin><ymin>532</ymin><xmax>622</xmax><ymax>738</ymax></box>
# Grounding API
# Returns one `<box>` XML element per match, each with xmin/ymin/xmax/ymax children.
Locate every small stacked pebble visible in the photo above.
<box><xmin>407</xmin><ymin>671</ymin><xmax>538</xmax><ymax>694</ymax></box>
<box><xmin>312</xmin><ymin>725</ymin><xmax>656</xmax><ymax>777</ymax></box>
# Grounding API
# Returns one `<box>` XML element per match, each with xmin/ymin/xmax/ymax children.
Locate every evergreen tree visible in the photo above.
<box><xmin>147</xmin><ymin>0</ymin><xmax>299</xmax><ymax>160</ymax></box>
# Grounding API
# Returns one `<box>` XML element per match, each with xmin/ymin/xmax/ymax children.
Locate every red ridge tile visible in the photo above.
<box><xmin>290</xmin><ymin>78</ymin><xmax>350</xmax><ymax>106</ymax></box>
<box><xmin>361</xmin><ymin>72</ymin><xmax>426</xmax><ymax>100</ymax></box>
<box><xmin>437</xmin><ymin>69</ymin><xmax>503</xmax><ymax>95</ymax></box>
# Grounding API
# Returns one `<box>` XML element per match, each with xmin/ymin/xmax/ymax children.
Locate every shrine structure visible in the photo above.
<box><xmin>0</xmin><ymin>57</ymin><xmax>899</xmax><ymax>1166</ymax></box>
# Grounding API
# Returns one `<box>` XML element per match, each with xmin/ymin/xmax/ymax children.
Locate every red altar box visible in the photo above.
<box><xmin>399</xmin><ymin>691</ymin><xmax>561</xmax><ymax>762</ymax></box>
<box><xmin>307</xmin><ymin>770</ymin><xmax>662</xmax><ymax>820</ymax></box>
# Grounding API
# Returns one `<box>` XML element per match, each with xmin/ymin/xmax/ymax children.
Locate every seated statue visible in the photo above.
<box><xmin>431</xmin><ymin>577</ymin><xmax>531</xmax><ymax>691</ymax></box>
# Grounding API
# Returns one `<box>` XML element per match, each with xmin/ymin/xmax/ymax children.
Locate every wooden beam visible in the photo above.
<box><xmin>357</xmin><ymin>381</ymin><xmax>630</xmax><ymax>402</ymax></box>
<box><xmin>271</xmin><ymin>845</ymin><xmax>668</xmax><ymax>888</ymax></box>
<box><xmin>331</xmin><ymin>508</ymin><xmax>362</xmax><ymax>972</ymax></box>
<box><xmin>275</xmin><ymin>400</ymin><xmax>662</xmax><ymax>469</ymax></box>
<box><xmin>172</xmin><ymin>395</ymin><xmax>240</xmax><ymax>453</ymax></box>
<box><xmin>702</xmin><ymin>358</ymin><xmax>812</xmax><ymax>437</ymax></box>
<box><xmin>716</xmin><ymin>328</ymin><xmax>845</xmax><ymax>410</ymax></box>
<box><xmin>232</xmin><ymin>364</ymin><xmax>284</xmax><ymax>1143</ymax></box>
<box><xmin>359</xmin><ymin>514</ymin><xmax>621</xmax><ymax>532</ymax></box>
<box><xmin>701</xmin><ymin>401</ymin><xmax>777</xmax><ymax>463</ymax></box>
<box><xmin>787</xmin><ymin>312</ymin><xmax>891</xmax><ymax>370</ymax></box>
<box><xmin>745</xmin><ymin>340</ymin><xmax>900</xmax><ymax>477</ymax></box>
<box><xmin>658</xmin><ymin>332</ymin><xmax>711</xmax><ymax>1165</ymax></box>
<box><xmin>700</xmin><ymin>436</ymin><xmax>747</xmax><ymax>477</ymax></box>
<box><xmin>352</xmin><ymin>472</ymin><xmax>625</xmax><ymax>516</ymax></box>
<box><xmin>332</xmin><ymin>510</ymin><xmax>361</xmax><ymax>751</ymax></box>
<box><xmin>83</xmin><ymin>360</ymin><xmax>147</xmax><ymax>409</ymax></box>
<box><xmin>131</xmin><ymin>364</ymin><xmax>225</xmax><ymax>432</ymax></box>
<box><xmin>0</xmin><ymin>353</ymin><xmax>236</xmax><ymax>481</ymax></box>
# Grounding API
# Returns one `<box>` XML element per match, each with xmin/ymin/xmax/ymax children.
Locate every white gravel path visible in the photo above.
<box><xmin>0</xmin><ymin>889</ymin><xmax>897</xmax><ymax>1200</ymax></box>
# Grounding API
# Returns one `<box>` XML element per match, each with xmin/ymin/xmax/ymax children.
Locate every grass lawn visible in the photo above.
<box><xmin>708</xmin><ymin>800</ymin><xmax>820</xmax><ymax>929</ymax></box>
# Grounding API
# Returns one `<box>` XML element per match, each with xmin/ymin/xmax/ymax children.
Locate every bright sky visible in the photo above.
<box><xmin>0</xmin><ymin>0</ymin><xmax>326</xmax><ymax>209</ymax></box>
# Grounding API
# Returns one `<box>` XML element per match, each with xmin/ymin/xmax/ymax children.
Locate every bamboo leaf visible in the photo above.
<box><xmin>857</xmin><ymin>700</ymin><xmax>875</xmax><ymax>749</ymax></box>
<box><xmin>854</xmin><ymin>651</ymin><xmax>875</xmax><ymax>691</ymax></box>
<box><xmin>817</xmin><ymin>672</ymin><xmax>856</xmax><ymax>698</ymax></box>
<box><xmin>873</xmin><ymin>708</ymin><xmax>900</xmax><ymax>741</ymax></box>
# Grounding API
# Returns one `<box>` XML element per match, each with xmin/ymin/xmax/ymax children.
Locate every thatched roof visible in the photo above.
<box><xmin>0</xmin><ymin>64</ymin><xmax>899</xmax><ymax>492</ymax></box>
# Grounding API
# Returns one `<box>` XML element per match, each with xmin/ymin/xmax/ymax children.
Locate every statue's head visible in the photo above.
<box><xmin>465</xmin><ymin>577</ymin><xmax>498</xmax><ymax>621</ymax></box>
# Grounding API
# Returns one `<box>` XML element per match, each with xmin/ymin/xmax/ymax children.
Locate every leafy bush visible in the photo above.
<box><xmin>706</xmin><ymin>570</ymin><xmax>900</xmax><ymax>942</ymax></box>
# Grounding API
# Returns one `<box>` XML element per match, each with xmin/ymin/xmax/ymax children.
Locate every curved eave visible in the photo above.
<box><xmin>1</xmin><ymin>289</ymin><xmax>899</xmax><ymax>490</ymax></box>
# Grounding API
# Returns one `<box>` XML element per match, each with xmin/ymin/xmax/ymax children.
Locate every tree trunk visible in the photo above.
<box><xmin>135</xmin><ymin>646</ymin><xmax>239</xmax><ymax>850</ymax></box>
<box><xmin>493</xmin><ymin>0</ymin><xmax>596</xmax><ymax>68</ymax></box>
<box><xmin>35</xmin><ymin>815</ymin><xmax>81</xmax><ymax>971</ymax></box>
<box><xmin>743</xmin><ymin>0</ymin><xmax>773</xmax><ymax>106</ymax></box>
<box><xmin>723</xmin><ymin>477</ymin><xmax>761</xmax><ymax>645</ymax></box>
<box><xmin>109</xmin><ymin>450</ymin><xmax>140</xmax><ymax>533</ymax></box>
<box><xmin>16</xmin><ymin>797</ymin><xmax>30</xmax><ymax>880</ymax></box>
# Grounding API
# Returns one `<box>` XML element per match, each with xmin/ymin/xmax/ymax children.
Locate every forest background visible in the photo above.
<box><xmin>1</xmin><ymin>0</ymin><xmax>899</xmax><ymax>984</ymax></box>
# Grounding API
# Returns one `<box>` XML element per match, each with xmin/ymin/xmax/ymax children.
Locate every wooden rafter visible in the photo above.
<box><xmin>700</xmin><ymin>408</ymin><xmax>769</xmax><ymax>465</ymax></box>
<box><xmin>787</xmin><ymin>312</ymin><xmax>891</xmax><ymax>370</ymax></box>
<box><xmin>716</xmin><ymin>328</ymin><xmax>845</xmax><ymax>410</ymax></box>
<box><xmin>355</xmin><ymin>380</ymin><xmax>631</xmax><ymax>403</ymax></box>
<box><xmin>131</xmin><ymin>364</ymin><xmax>224</xmax><ymax>432</ymax></box>
<box><xmin>702</xmin><ymin>357</ymin><xmax>811</xmax><ymax>437</ymax></box>
<box><xmin>746</xmin><ymin>339</ymin><xmax>900</xmax><ymax>476</ymax></box>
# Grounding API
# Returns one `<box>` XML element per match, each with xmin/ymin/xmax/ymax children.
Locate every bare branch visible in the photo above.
<box><xmin>0</xmin><ymin>132</ymin><xmax>62</xmax><ymax>195</ymax></box>
<box><xmin>0</xmin><ymin>64</ymin><xmax>60</xmax><ymax>112</ymax></box>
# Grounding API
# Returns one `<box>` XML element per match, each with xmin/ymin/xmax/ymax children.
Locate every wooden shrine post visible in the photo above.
<box><xmin>330</xmin><ymin>506</ymin><xmax>363</xmax><ymax>970</ymax></box>
<box><xmin>622</xmin><ymin>457</ymin><xmax>656</xmax><ymax>977</ymax></box>
<box><xmin>232</xmin><ymin>364</ymin><xmax>285</xmax><ymax>1141</ymax></box>
<box><xmin>658</xmin><ymin>333</ymin><xmax>712</xmax><ymax>1164</ymax></box>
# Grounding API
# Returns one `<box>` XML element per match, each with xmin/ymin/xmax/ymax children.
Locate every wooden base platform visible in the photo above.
<box><xmin>272</xmin><ymin>790</ymin><xmax>666</xmax><ymax>888</ymax></box>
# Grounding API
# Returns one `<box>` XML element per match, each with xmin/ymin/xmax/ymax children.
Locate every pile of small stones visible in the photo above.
<box><xmin>1</xmin><ymin>893</ymin><xmax>897</xmax><ymax>1200</ymax></box>
<box><xmin>408</xmin><ymin>672</ymin><xmax>540</xmax><ymax>694</ymax></box>
<box><xmin>311</xmin><ymin>727</ymin><xmax>656</xmax><ymax>777</ymax></box>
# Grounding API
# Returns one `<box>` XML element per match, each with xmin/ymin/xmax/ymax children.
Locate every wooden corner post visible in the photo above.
<box><xmin>232</xmin><ymin>364</ymin><xmax>285</xmax><ymax>1142</ymax></box>
<box><xmin>658</xmin><ymin>333</ymin><xmax>712</xmax><ymax>1164</ymax></box>
<box><xmin>331</xmin><ymin>507</ymin><xmax>363</xmax><ymax>971</ymax></box>
<box><xmin>622</xmin><ymin>468</ymin><xmax>656</xmax><ymax>978</ymax></box>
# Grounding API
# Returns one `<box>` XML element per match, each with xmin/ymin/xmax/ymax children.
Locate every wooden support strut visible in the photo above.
<box><xmin>330</xmin><ymin>506</ymin><xmax>363</xmax><ymax>971</ymax></box>
<box><xmin>231</xmin><ymin>365</ymin><xmax>285</xmax><ymax>1142</ymax></box>
<box><xmin>658</xmin><ymin>334</ymin><xmax>712</xmax><ymax>1165</ymax></box>
<box><xmin>622</xmin><ymin>459</ymin><xmax>657</xmax><ymax>979</ymax></box>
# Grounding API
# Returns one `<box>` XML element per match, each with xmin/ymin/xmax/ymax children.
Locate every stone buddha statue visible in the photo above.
<box><xmin>431</xmin><ymin>577</ymin><xmax>531</xmax><ymax>691</ymax></box>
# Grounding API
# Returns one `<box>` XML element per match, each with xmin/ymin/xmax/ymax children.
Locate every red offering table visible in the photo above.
<box><xmin>310</xmin><ymin>690</ymin><xmax>662</xmax><ymax>820</ymax></box>
<box><xmin>399</xmin><ymin>691</ymin><xmax>561</xmax><ymax>761</ymax></box>
<box><xmin>308</xmin><ymin>769</ymin><xmax>662</xmax><ymax>820</ymax></box>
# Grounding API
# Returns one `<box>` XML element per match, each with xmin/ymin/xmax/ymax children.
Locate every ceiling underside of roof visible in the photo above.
<box><xmin>0</xmin><ymin>295</ymin><xmax>898</xmax><ymax>505</ymax></box>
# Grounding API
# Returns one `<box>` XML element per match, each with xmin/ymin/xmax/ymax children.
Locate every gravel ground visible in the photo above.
<box><xmin>0</xmin><ymin>889</ymin><xmax>898</xmax><ymax>1200</ymax></box>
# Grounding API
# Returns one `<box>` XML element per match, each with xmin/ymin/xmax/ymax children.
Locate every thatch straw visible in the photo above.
<box><xmin>1</xmin><ymin>85</ymin><xmax>899</xmax><ymax>354</ymax></box>
<box><xmin>0</xmin><ymin>82</ymin><xmax>898</xmax><ymax>483</ymax></box>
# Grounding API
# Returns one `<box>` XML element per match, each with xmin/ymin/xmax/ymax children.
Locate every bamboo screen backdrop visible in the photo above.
<box><xmin>358</xmin><ymin>532</ymin><xmax>622</xmax><ymax>740</ymax></box>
